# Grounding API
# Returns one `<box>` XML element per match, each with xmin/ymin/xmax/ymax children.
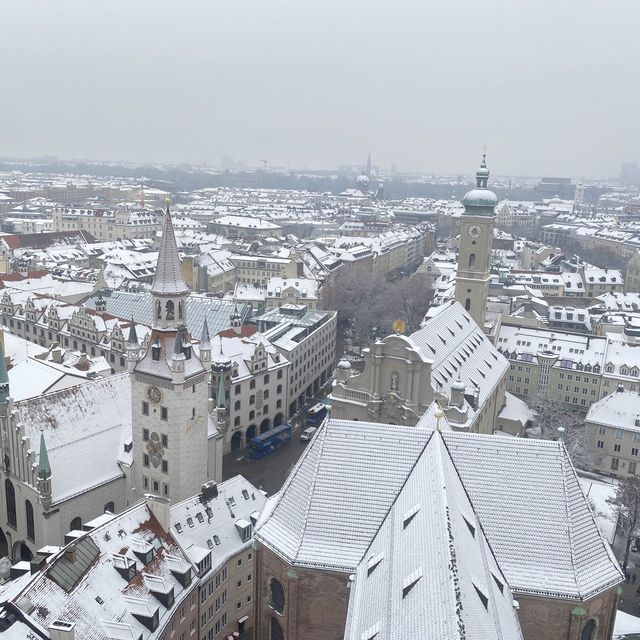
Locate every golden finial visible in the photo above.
<box><xmin>392</xmin><ymin>319</ymin><xmax>406</xmax><ymax>335</ymax></box>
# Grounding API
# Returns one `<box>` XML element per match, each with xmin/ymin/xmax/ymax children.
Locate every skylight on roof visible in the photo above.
<box><xmin>462</xmin><ymin>514</ymin><xmax>476</xmax><ymax>538</ymax></box>
<box><xmin>402</xmin><ymin>568</ymin><xmax>423</xmax><ymax>599</ymax></box>
<box><xmin>366</xmin><ymin>552</ymin><xmax>384</xmax><ymax>577</ymax></box>
<box><xmin>403</xmin><ymin>504</ymin><xmax>420</xmax><ymax>529</ymax></box>
<box><xmin>361</xmin><ymin>624</ymin><xmax>380</xmax><ymax>640</ymax></box>
<box><xmin>474</xmin><ymin>584</ymin><xmax>489</xmax><ymax>610</ymax></box>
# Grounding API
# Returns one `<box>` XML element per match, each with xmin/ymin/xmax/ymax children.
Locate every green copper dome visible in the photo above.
<box><xmin>462</xmin><ymin>153</ymin><xmax>497</xmax><ymax>216</ymax></box>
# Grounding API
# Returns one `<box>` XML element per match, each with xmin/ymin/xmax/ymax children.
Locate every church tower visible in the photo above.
<box><xmin>131</xmin><ymin>208</ymin><xmax>210</xmax><ymax>503</ymax></box>
<box><xmin>454</xmin><ymin>154</ymin><xmax>497</xmax><ymax>328</ymax></box>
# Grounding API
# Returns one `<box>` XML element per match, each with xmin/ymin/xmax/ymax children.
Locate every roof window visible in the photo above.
<box><xmin>402</xmin><ymin>568</ymin><xmax>423</xmax><ymax>599</ymax></box>
<box><xmin>366</xmin><ymin>552</ymin><xmax>384</xmax><ymax>577</ymax></box>
<box><xmin>403</xmin><ymin>504</ymin><xmax>420</xmax><ymax>529</ymax></box>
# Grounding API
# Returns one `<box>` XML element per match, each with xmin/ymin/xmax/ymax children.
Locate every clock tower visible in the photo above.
<box><xmin>454</xmin><ymin>154</ymin><xmax>497</xmax><ymax>328</ymax></box>
<box><xmin>131</xmin><ymin>208</ymin><xmax>211</xmax><ymax>503</ymax></box>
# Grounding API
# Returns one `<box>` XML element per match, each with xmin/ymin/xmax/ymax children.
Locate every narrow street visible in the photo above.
<box><xmin>222</xmin><ymin>389</ymin><xmax>330</xmax><ymax>495</ymax></box>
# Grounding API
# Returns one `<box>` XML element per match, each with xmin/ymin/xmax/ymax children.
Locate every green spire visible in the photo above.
<box><xmin>127</xmin><ymin>317</ymin><xmax>138</xmax><ymax>346</ymax></box>
<box><xmin>216</xmin><ymin>374</ymin><xmax>226</xmax><ymax>408</ymax></box>
<box><xmin>38</xmin><ymin>430</ymin><xmax>51</xmax><ymax>480</ymax></box>
<box><xmin>0</xmin><ymin>336</ymin><xmax>9</xmax><ymax>404</ymax></box>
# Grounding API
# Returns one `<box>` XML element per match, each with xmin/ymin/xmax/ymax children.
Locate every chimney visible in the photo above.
<box><xmin>146</xmin><ymin>494</ymin><xmax>171</xmax><ymax>532</ymax></box>
<box><xmin>64</xmin><ymin>545</ymin><xmax>77</xmax><ymax>563</ymax></box>
<box><xmin>30</xmin><ymin>555</ymin><xmax>47</xmax><ymax>574</ymax></box>
<box><xmin>49</xmin><ymin>620</ymin><xmax>76</xmax><ymax>640</ymax></box>
<box><xmin>200</xmin><ymin>481</ymin><xmax>218</xmax><ymax>502</ymax></box>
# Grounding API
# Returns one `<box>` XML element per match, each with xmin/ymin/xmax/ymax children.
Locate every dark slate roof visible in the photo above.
<box><xmin>84</xmin><ymin>291</ymin><xmax>251</xmax><ymax>338</ymax></box>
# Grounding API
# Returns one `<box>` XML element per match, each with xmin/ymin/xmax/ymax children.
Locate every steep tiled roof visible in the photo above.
<box><xmin>344</xmin><ymin>431</ymin><xmax>523</xmax><ymax>639</ymax></box>
<box><xmin>256</xmin><ymin>420</ymin><xmax>623</xmax><ymax>601</ymax></box>
<box><xmin>84</xmin><ymin>291</ymin><xmax>251</xmax><ymax>341</ymax></box>
<box><xmin>14</xmin><ymin>374</ymin><xmax>131</xmax><ymax>502</ymax></box>
<box><xmin>255</xmin><ymin>421</ymin><xmax>430</xmax><ymax>571</ymax></box>
<box><xmin>411</xmin><ymin>302</ymin><xmax>509</xmax><ymax>408</ymax></box>
<box><xmin>443</xmin><ymin>431</ymin><xmax>622</xmax><ymax>600</ymax></box>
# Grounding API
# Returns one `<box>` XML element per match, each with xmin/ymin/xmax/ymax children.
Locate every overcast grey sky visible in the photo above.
<box><xmin>1</xmin><ymin>0</ymin><xmax>638</xmax><ymax>178</ymax></box>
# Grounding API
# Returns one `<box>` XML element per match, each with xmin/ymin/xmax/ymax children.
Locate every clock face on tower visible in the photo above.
<box><xmin>147</xmin><ymin>385</ymin><xmax>162</xmax><ymax>404</ymax></box>
<box><xmin>468</xmin><ymin>225</ymin><xmax>482</xmax><ymax>239</ymax></box>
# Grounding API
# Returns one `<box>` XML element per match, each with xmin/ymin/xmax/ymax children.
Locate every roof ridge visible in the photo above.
<box><xmin>431</xmin><ymin>432</ymin><xmax>467</xmax><ymax>639</ymax></box>
<box><xmin>558</xmin><ymin>444</ymin><xmax>581</xmax><ymax>598</ymax></box>
<box><xmin>564</xmin><ymin>455</ymin><xmax>624</xmax><ymax>597</ymax></box>
<box><xmin>354</xmin><ymin>431</ymin><xmax>434</xmax><ymax>567</ymax></box>
<box><xmin>292</xmin><ymin>420</ymin><xmax>331</xmax><ymax>564</ymax></box>
<box><xmin>16</xmin><ymin>371</ymin><xmax>129</xmax><ymax>405</ymax></box>
<box><xmin>255</xmin><ymin>419</ymin><xmax>326</xmax><ymax>543</ymax></box>
<box><xmin>440</xmin><ymin>432</ymin><xmax>514</xmax><ymax>589</ymax></box>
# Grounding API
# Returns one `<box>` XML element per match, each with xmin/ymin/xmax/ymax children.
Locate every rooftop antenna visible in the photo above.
<box><xmin>260</xmin><ymin>159</ymin><xmax>268</xmax><ymax>172</ymax></box>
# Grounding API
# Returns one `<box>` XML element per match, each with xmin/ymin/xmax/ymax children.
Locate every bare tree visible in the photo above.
<box><xmin>530</xmin><ymin>392</ymin><xmax>594</xmax><ymax>469</ymax></box>
<box><xmin>607</xmin><ymin>475</ymin><xmax>640</xmax><ymax>573</ymax></box>
<box><xmin>388</xmin><ymin>273</ymin><xmax>433</xmax><ymax>333</ymax></box>
<box><xmin>331</xmin><ymin>268</ymin><xmax>433</xmax><ymax>345</ymax></box>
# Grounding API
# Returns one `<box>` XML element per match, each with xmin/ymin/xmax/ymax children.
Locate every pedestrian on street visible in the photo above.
<box><xmin>626</xmin><ymin>572</ymin><xmax>631</xmax><ymax>583</ymax></box>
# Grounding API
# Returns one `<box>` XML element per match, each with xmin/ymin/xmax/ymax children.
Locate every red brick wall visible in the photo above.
<box><xmin>517</xmin><ymin>587</ymin><xmax>618</xmax><ymax>640</ymax></box>
<box><xmin>255</xmin><ymin>544</ymin><xmax>350</xmax><ymax>640</ymax></box>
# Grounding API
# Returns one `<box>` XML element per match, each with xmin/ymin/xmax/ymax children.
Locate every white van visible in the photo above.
<box><xmin>300</xmin><ymin>427</ymin><xmax>318</xmax><ymax>442</ymax></box>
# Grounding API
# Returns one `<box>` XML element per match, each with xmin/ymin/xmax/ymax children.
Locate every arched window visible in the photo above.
<box><xmin>465</xmin><ymin>298</ymin><xmax>471</xmax><ymax>311</ymax></box>
<box><xmin>104</xmin><ymin>501</ymin><xmax>115</xmax><ymax>513</ymax></box>
<box><xmin>156</xmin><ymin>300</ymin><xmax>161</xmax><ymax>320</ymax></box>
<box><xmin>166</xmin><ymin>300</ymin><xmax>175</xmax><ymax>320</ymax></box>
<box><xmin>621</xmin><ymin>366</ymin><xmax>629</xmax><ymax>376</ymax></box>
<box><xmin>580</xmin><ymin>618</ymin><xmax>597</xmax><ymax>640</ymax></box>
<box><xmin>178</xmin><ymin>301</ymin><xmax>184</xmax><ymax>321</ymax></box>
<box><xmin>25</xmin><ymin>500</ymin><xmax>35</xmax><ymax>541</ymax></box>
<box><xmin>269</xmin><ymin>577</ymin><xmax>285</xmax><ymax>614</ymax></box>
<box><xmin>5</xmin><ymin>480</ymin><xmax>16</xmax><ymax>528</ymax></box>
<box><xmin>270</xmin><ymin>617</ymin><xmax>284</xmax><ymax>640</ymax></box>
<box><xmin>234</xmin><ymin>400</ymin><xmax>241</xmax><ymax>411</ymax></box>
<box><xmin>468</xmin><ymin>253</ymin><xmax>476</xmax><ymax>267</ymax></box>
<box><xmin>70</xmin><ymin>517</ymin><xmax>82</xmax><ymax>531</ymax></box>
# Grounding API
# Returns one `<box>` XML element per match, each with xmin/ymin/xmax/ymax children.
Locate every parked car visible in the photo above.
<box><xmin>300</xmin><ymin>427</ymin><xmax>318</xmax><ymax>443</ymax></box>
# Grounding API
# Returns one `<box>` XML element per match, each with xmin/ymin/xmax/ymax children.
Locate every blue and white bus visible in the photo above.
<box><xmin>248</xmin><ymin>423</ymin><xmax>293</xmax><ymax>460</ymax></box>
<box><xmin>305</xmin><ymin>402</ymin><xmax>329</xmax><ymax>428</ymax></box>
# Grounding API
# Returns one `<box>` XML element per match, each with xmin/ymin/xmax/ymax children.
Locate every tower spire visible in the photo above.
<box><xmin>38</xmin><ymin>429</ymin><xmax>51</xmax><ymax>481</ymax></box>
<box><xmin>152</xmin><ymin>207</ymin><xmax>190</xmax><ymax>297</ymax></box>
<box><xmin>128</xmin><ymin>317</ymin><xmax>138</xmax><ymax>346</ymax></box>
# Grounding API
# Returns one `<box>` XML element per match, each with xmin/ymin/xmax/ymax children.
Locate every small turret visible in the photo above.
<box><xmin>0</xmin><ymin>336</ymin><xmax>9</xmax><ymax>404</ymax></box>
<box><xmin>450</xmin><ymin>376</ymin><xmax>466</xmax><ymax>409</ymax></box>
<box><xmin>126</xmin><ymin>319</ymin><xmax>139</xmax><ymax>372</ymax></box>
<box><xmin>215</xmin><ymin>372</ymin><xmax>228</xmax><ymax>433</ymax></box>
<box><xmin>37</xmin><ymin>430</ymin><xmax>52</xmax><ymax>512</ymax></box>
<box><xmin>216</xmin><ymin>374</ymin><xmax>226</xmax><ymax>409</ymax></box>
<box><xmin>200</xmin><ymin>318</ymin><xmax>211</xmax><ymax>365</ymax></box>
<box><xmin>171</xmin><ymin>332</ymin><xmax>186</xmax><ymax>382</ymax></box>
<box><xmin>230</xmin><ymin>303</ymin><xmax>242</xmax><ymax>335</ymax></box>
<box><xmin>95</xmin><ymin>292</ymin><xmax>107</xmax><ymax>315</ymax></box>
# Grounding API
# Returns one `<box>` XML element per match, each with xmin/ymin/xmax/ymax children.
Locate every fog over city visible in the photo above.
<box><xmin>2</xmin><ymin>0</ymin><xmax>638</xmax><ymax>177</ymax></box>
